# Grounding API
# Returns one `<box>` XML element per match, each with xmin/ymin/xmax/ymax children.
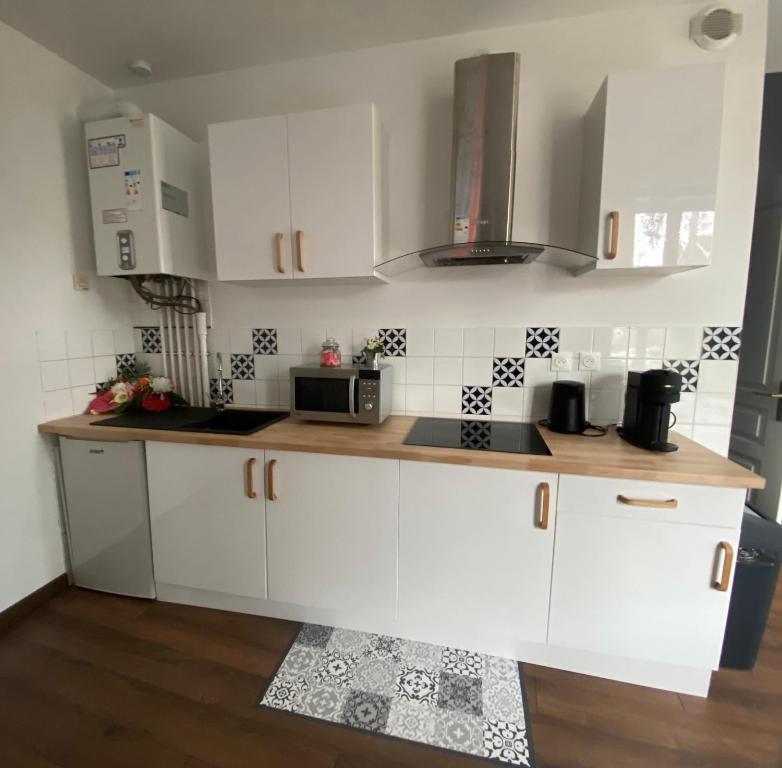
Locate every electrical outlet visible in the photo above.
<box><xmin>550</xmin><ymin>352</ymin><xmax>572</xmax><ymax>372</ymax></box>
<box><xmin>579</xmin><ymin>351</ymin><xmax>601</xmax><ymax>371</ymax></box>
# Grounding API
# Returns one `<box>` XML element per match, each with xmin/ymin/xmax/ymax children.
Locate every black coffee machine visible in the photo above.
<box><xmin>619</xmin><ymin>369</ymin><xmax>682</xmax><ymax>452</ymax></box>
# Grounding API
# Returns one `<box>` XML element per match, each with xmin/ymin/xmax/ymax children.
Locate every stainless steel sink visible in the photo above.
<box><xmin>93</xmin><ymin>407</ymin><xmax>289</xmax><ymax>435</ymax></box>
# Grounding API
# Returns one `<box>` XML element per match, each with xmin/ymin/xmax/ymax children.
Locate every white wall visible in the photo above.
<box><xmin>119</xmin><ymin>0</ymin><xmax>766</xmax><ymax>330</ymax></box>
<box><xmin>0</xmin><ymin>20</ymin><xmax>134</xmax><ymax>611</ymax></box>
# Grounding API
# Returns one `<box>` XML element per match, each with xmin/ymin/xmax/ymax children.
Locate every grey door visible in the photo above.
<box><xmin>729</xmin><ymin>206</ymin><xmax>782</xmax><ymax>523</ymax></box>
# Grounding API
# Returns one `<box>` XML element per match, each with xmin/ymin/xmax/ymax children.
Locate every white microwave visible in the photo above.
<box><xmin>289</xmin><ymin>365</ymin><xmax>393</xmax><ymax>424</ymax></box>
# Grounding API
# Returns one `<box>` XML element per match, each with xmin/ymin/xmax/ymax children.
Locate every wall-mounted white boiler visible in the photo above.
<box><xmin>85</xmin><ymin>114</ymin><xmax>206</xmax><ymax>279</ymax></box>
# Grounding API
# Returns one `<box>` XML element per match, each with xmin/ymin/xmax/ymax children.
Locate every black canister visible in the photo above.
<box><xmin>548</xmin><ymin>381</ymin><xmax>587</xmax><ymax>434</ymax></box>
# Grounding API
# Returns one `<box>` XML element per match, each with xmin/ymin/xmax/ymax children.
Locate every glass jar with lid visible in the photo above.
<box><xmin>320</xmin><ymin>337</ymin><xmax>342</xmax><ymax>367</ymax></box>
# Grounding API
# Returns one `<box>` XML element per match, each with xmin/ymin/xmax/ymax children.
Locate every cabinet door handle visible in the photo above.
<box><xmin>274</xmin><ymin>233</ymin><xmax>285</xmax><ymax>273</ymax></box>
<box><xmin>617</xmin><ymin>494</ymin><xmax>678</xmax><ymax>510</ymax></box>
<box><xmin>245</xmin><ymin>458</ymin><xmax>257</xmax><ymax>499</ymax></box>
<box><xmin>713</xmin><ymin>541</ymin><xmax>734</xmax><ymax>592</ymax></box>
<box><xmin>267</xmin><ymin>459</ymin><xmax>278</xmax><ymax>501</ymax></box>
<box><xmin>295</xmin><ymin>230</ymin><xmax>304</xmax><ymax>272</ymax></box>
<box><xmin>536</xmin><ymin>482</ymin><xmax>550</xmax><ymax>529</ymax></box>
<box><xmin>607</xmin><ymin>211</ymin><xmax>619</xmax><ymax>260</ymax></box>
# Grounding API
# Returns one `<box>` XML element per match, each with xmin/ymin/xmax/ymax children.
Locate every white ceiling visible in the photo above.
<box><xmin>0</xmin><ymin>0</ymin><xmax>693</xmax><ymax>88</ymax></box>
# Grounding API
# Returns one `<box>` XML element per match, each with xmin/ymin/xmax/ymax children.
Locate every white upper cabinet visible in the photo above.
<box><xmin>209</xmin><ymin>116</ymin><xmax>293</xmax><ymax>281</ymax></box>
<box><xmin>398</xmin><ymin>461</ymin><xmax>558</xmax><ymax>648</ymax></box>
<box><xmin>209</xmin><ymin>103</ymin><xmax>384</xmax><ymax>282</ymax></box>
<box><xmin>578</xmin><ymin>63</ymin><xmax>725</xmax><ymax>274</ymax></box>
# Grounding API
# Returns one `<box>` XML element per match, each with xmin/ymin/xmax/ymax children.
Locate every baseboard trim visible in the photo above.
<box><xmin>0</xmin><ymin>574</ymin><xmax>69</xmax><ymax>635</ymax></box>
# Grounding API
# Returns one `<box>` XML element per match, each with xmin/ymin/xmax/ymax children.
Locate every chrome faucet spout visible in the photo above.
<box><xmin>212</xmin><ymin>353</ymin><xmax>227</xmax><ymax>412</ymax></box>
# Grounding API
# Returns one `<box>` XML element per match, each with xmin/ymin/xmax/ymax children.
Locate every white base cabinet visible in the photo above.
<box><xmin>548</xmin><ymin>476</ymin><xmax>742</xmax><ymax>670</ymax></box>
<box><xmin>265</xmin><ymin>450</ymin><xmax>398</xmax><ymax>620</ymax></box>
<box><xmin>146</xmin><ymin>442</ymin><xmax>267</xmax><ymax>599</ymax></box>
<box><xmin>143</xmin><ymin>441</ymin><xmax>748</xmax><ymax>697</ymax></box>
<box><xmin>398</xmin><ymin>461</ymin><xmax>557</xmax><ymax>646</ymax></box>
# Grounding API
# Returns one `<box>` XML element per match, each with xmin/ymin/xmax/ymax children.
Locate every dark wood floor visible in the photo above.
<box><xmin>1</xmin><ymin>578</ymin><xmax>780</xmax><ymax>768</ymax></box>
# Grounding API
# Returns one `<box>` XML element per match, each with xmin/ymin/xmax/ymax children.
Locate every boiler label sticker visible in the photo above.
<box><xmin>87</xmin><ymin>134</ymin><xmax>126</xmax><ymax>169</ymax></box>
<box><xmin>124</xmin><ymin>169</ymin><xmax>143</xmax><ymax>211</ymax></box>
<box><xmin>101</xmin><ymin>208</ymin><xmax>128</xmax><ymax>224</ymax></box>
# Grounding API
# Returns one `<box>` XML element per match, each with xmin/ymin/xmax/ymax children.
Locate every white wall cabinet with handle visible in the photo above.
<box><xmin>578</xmin><ymin>63</ymin><xmax>725</xmax><ymax>274</ymax></box>
<box><xmin>397</xmin><ymin>461</ymin><xmax>558</xmax><ymax>652</ymax></box>
<box><xmin>209</xmin><ymin>103</ymin><xmax>385</xmax><ymax>283</ymax></box>
<box><xmin>547</xmin><ymin>475</ymin><xmax>743</xmax><ymax>671</ymax></box>
<box><xmin>146</xmin><ymin>442</ymin><xmax>268</xmax><ymax>599</ymax></box>
<box><xmin>264</xmin><ymin>450</ymin><xmax>398</xmax><ymax>623</ymax></box>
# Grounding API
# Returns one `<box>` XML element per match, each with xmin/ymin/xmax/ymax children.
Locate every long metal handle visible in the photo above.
<box><xmin>246</xmin><ymin>458</ymin><xmax>257</xmax><ymax>499</ymax></box>
<box><xmin>295</xmin><ymin>230</ymin><xmax>304</xmax><ymax>272</ymax></box>
<box><xmin>714</xmin><ymin>541</ymin><xmax>734</xmax><ymax>592</ymax></box>
<box><xmin>607</xmin><ymin>211</ymin><xmax>619</xmax><ymax>260</ymax></box>
<box><xmin>348</xmin><ymin>376</ymin><xmax>357</xmax><ymax>419</ymax></box>
<box><xmin>274</xmin><ymin>233</ymin><xmax>285</xmax><ymax>273</ymax></box>
<box><xmin>267</xmin><ymin>459</ymin><xmax>278</xmax><ymax>501</ymax></box>
<box><xmin>536</xmin><ymin>482</ymin><xmax>550</xmax><ymax>529</ymax></box>
<box><xmin>617</xmin><ymin>494</ymin><xmax>678</xmax><ymax>510</ymax></box>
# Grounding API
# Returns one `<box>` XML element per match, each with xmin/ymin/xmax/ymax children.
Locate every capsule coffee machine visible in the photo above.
<box><xmin>619</xmin><ymin>369</ymin><xmax>682</xmax><ymax>452</ymax></box>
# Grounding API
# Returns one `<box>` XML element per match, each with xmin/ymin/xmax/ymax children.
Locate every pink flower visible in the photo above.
<box><xmin>89</xmin><ymin>390</ymin><xmax>120</xmax><ymax>414</ymax></box>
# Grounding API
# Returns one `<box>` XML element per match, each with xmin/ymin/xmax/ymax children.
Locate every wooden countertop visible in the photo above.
<box><xmin>39</xmin><ymin>413</ymin><xmax>764</xmax><ymax>490</ymax></box>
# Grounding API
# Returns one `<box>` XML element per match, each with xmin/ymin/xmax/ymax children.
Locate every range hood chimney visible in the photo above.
<box><xmin>376</xmin><ymin>52</ymin><xmax>594</xmax><ymax>274</ymax></box>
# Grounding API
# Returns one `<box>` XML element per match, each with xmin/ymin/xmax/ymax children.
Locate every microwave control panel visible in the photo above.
<box><xmin>358</xmin><ymin>379</ymin><xmax>379</xmax><ymax>412</ymax></box>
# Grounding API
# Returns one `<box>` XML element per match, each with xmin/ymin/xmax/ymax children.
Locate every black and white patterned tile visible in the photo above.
<box><xmin>352</xmin><ymin>353</ymin><xmax>367</xmax><ymax>365</ymax></box>
<box><xmin>115</xmin><ymin>353</ymin><xmax>136</xmax><ymax>377</ymax></box>
<box><xmin>379</xmin><ymin>328</ymin><xmax>407</xmax><ymax>357</ymax></box>
<box><xmin>259</xmin><ymin>623</ymin><xmax>535</xmax><ymax>766</ymax></box>
<box><xmin>209</xmin><ymin>378</ymin><xmax>233</xmax><ymax>404</ymax></box>
<box><xmin>140</xmin><ymin>328</ymin><xmax>162</xmax><ymax>353</ymax></box>
<box><xmin>525</xmin><ymin>327</ymin><xmax>560</xmax><ymax>358</ymax></box>
<box><xmin>664</xmin><ymin>359</ymin><xmax>700</xmax><ymax>392</ymax></box>
<box><xmin>460</xmin><ymin>420</ymin><xmax>492</xmax><ymax>450</ymax></box>
<box><xmin>493</xmin><ymin>358</ymin><xmax>525</xmax><ymax>387</ymax></box>
<box><xmin>253</xmin><ymin>328</ymin><xmax>278</xmax><ymax>355</ymax></box>
<box><xmin>231</xmin><ymin>353</ymin><xmax>254</xmax><ymax>380</ymax></box>
<box><xmin>701</xmin><ymin>326</ymin><xmax>741</xmax><ymax>360</ymax></box>
<box><xmin>462</xmin><ymin>386</ymin><xmax>492</xmax><ymax>417</ymax></box>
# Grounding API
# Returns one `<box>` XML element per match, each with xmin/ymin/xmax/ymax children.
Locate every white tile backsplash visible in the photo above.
<box><xmin>664</xmin><ymin>327</ymin><xmax>702</xmax><ymax>359</ymax></box>
<box><xmin>406</xmin><ymin>327</ymin><xmax>435</xmax><ymax>357</ymax></box>
<box><xmin>42</xmin><ymin>388</ymin><xmax>73</xmax><ymax>420</ymax></box>
<box><xmin>91</xmin><ymin>329</ymin><xmax>115</xmax><ymax>357</ymax></box>
<box><xmin>65</xmin><ymin>329</ymin><xmax>93</xmax><ymax>359</ymax></box>
<box><xmin>593</xmin><ymin>326</ymin><xmax>630</xmax><ymax>358</ymax></box>
<box><xmin>462</xmin><ymin>357</ymin><xmax>493</xmax><ymax>386</ymax></box>
<box><xmin>434</xmin><ymin>328</ymin><xmax>464</xmax><ymax>357</ymax></box>
<box><xmin>184</xmin><ymin>323</ymin><xmax>740</xmax><ymax>455</ymax></box>
<box><xmin>406</xmin><ymin>356</ymin><xmax>434</xmax><ymax>385</ymax></box>
<box><xmin>113</xmin><ymin>328</ymin><xmax>135</xmax><ymax>354</ymax></box>
<box><xmin>40</xmin><ymin>360</ymin><xmax>70</xmax><ymax>391</ymax></box>
<box><xmin>434</xmin><ymin>357</ymin><xmax>463</xmax><ymax>385</ymax></box>
<box><xmin>493</xmin><ymin>327</ymin><xmax>525</xmax><ymax>357</ymax></box>
<box><xmin>463</xmin><ymin>327</ymin><xmax>494</xmax><ymax>357</ymax></box>
<box><xmin>67</xmin><ymin>357</ymin><xmax>95</xmax><ymax>387</ymax></box>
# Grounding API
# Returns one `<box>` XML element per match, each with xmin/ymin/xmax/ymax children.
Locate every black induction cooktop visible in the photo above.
<box><xmin>404</xmin><ymin>418</ymin><xmax>551</xmax><ymax>455</ymax></box>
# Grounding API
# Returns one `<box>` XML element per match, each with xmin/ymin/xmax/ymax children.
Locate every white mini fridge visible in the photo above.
<box><xmin>59</xmin><ymin>437</ymin><xmax>156</xmax><ymax>599</ymax></box>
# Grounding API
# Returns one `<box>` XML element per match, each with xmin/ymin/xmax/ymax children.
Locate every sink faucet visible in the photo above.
<box><xmin>212</xmin><ymin>353</ymin><xmax>227</xmax><ymax>412</ymax></box>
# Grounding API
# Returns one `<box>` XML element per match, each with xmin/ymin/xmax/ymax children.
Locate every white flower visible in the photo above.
<box><xmin>110</xmin><ymin>382</ymin><xmax>131</xmax><ymax>396</ymax></box>
<box><xmin>113</xmin><ymin>391</ymin><xmax>130</xmax><ymax>404</ymax></box>
<box><xmin>150</xmin><ymin>376</ymin><xmax>173</xmax><ymax>394</ymax></box>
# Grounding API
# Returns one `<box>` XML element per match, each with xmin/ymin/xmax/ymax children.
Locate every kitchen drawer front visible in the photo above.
<box><xmin>558</xmin><ymin>475</ymin><xmax>745</xmax><ymax>529</ymax></box>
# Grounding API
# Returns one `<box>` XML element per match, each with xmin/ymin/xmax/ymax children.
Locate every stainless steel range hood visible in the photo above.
<box><xmin>376</xmin><ymin>52</ymin><xmax>595</xmax><ymax>276</ymax></box>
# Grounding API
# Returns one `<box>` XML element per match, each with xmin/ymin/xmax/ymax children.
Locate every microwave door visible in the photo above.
<box><xmin>294</xmin><ymin>375</ymin><xmax>358</xmax><ymax>416</ymax></box>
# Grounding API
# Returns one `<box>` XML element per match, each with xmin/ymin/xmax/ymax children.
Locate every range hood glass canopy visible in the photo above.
<box><xmin>384</xmin><ymin>51</ymin><xmax>595</xmax><ymax>276</ymax></box>
<box><xmin>376</xmin><ymin>241</ymin><xmax>596</xmax><ymax>277</ymax></box>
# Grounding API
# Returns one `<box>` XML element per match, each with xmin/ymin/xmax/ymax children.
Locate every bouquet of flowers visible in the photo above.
<box><xmin>88</xmin><ymin>363</ymin><xmax>188</xmax><ymax>415</ymax></box>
